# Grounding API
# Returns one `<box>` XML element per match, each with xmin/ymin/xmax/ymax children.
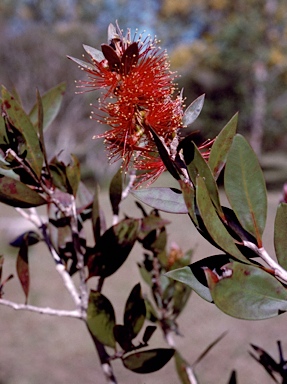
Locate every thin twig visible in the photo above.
<box><xmin>243</xmin><ymin>241</ymin><xmax>287</xmax><ymax>283</ymax></box>
<box><xmin>0</xmin><ymin>298</ymin><xmax>83</xmax><ymax>318</ymax></box>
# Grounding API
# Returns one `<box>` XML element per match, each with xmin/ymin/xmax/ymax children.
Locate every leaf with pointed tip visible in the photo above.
<box><xmin>87</xmin><ymin>290</ymin><xmax>116</xmax><ymax>348</ymax></box>
<box><xmin>224</xmin><ymin>134</ymin><xmax>267</xmax><ymax>246</ymax></box>
<box><xmin>0</xmin><ymin>175</ymin><xmax>46</xmax><ymax>208</ymax></box>
<box><xmin>205</xmin><ymin>261</ymin><xmax>287</xmax><ymax>319</ymax></box>
<box><xmin>16</xmin><ymin>235</ymin><xmax>30</xmax><ymax>304</ymax></box>
<box><xmin>29</xmin><ymin>82</ymin><xmax>66</xmax><ymax>131</ymax></box>
<box><xmin>132</xmin><ymin>187</ymin><xmax>188</xmax><ymax>214</ymax></box>
<box><xmin>196</xmin><ymin>176</ymin><xmax>248</xmax><ymax>262</ymax></box>
<box><xmin>67</xmin><ymin>56</ymin><xmax>95</xmax><ymax>71</ymax></box>
<box><xmin>274</xmin><ymin>203</ymin><xmax>287</xmax><ymax>270</ymax></box>
<box><xmin>187</xmin><ymin>144</ymin><xmax>223</xmax><ymax>218</ymax></box>
<box><xmin>109</xmin><ymin>168</ymin><xmax>122</xmax><ymax>216</ymax></box>
<box><xmin>208</xmin><ymin>113</ymin><xmax>238</xmax><ymax>180</ymax></box>
<box><xmin>124</xmin><ymin>283</ymin><xmax>146</xmax><ymax>339</ymax></box>
<box><xmin>87</xmin><ymin>218</ymin><xmax>139</xmax><ymax>278</ymax></box>
<box><xmin>182</xmin><ymin>94</ymin><xmax>205</xmax><ymax>126</ymax></box>
<box><xmin>83</xmin><ymin>44</ymin><xmax>105</xmax><ymax>62</ymax></box>
<box><xmin>144</xmin><ymin>298</ymin><xmax>158</xmax><ymax>322</ymax></box>
<box><xmin>2</xmin><ymin>87</ymin><xmax>43</xmax><ymax>177</ymax></box>
<box><xmin>122</xmin><ymin>348</ymin><xmax>175</xmax><ymax>373</ymax></box>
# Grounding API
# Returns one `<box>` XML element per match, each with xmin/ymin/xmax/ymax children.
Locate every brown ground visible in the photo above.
<box><xmin>0</xmin><ymin>188</ymin><xmax>285</xmax><ymax>384</ymax></box>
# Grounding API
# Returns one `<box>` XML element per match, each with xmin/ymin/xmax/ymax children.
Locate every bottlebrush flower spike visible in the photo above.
<box><xmin>68</xmin><ymin>22</ymin><xmax>213</xmax><ymax>186</ymax></box>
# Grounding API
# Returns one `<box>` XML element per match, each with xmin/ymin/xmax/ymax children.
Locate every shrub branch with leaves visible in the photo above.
<box><xmin>1</xmin><ymin>22</ymin><xmax>287</xmax><ymax>384</ymax></box>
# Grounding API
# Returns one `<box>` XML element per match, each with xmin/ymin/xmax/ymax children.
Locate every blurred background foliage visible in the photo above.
<box><xmin>1</xmin><ymin>0</ymin><xmax>287</xmax><ymax>186</ymax></box>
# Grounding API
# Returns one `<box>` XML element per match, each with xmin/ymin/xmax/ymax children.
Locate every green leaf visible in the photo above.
<box><xmin>109</xmin><ymin>168</ymin><xmax>122</xmax><ymax>216</ymax></box>
<box><xmin>187</xmin><ymin>144</ymin><xmax>223</xmax><ymax>218</ymax></box>
<box><xmin>0</xmin><ymin>175</ymin><xmax>46</xmax><ymax>208</ymax></box>
<box><xmin>274</xmin><ymin>203</ymin><xmax>287</xmax><ymax>269</ymax></box>
<box><xmin>132</xmin><ymin>187</ymin><xmax>188</xmax><ymax>214</ymax></box>
<box><xmin>224</xmin><ymin>134</ymin><xmax>267</xmax><ymax>245</ymax></box>
<box><xmin>87</xmin><ymin>290</ymin><xmax>116</xmax><ymax>348</ymax></box>
<box><xmin>208</xmin><ymin>113</ymin><xmax>238</xmax><ymax>180</ymax></box>
<box><xmin>16</xmin><ymin>234</ymin><xmax>30</xmax><ymax>304</ymax></box>
<box><xmin>87</xmin><ymin>218</ymin><xmax>139</xmax><ymax>278</ymax></box>
<box><xmin>2</xmin><ymin>87</ymin><xmax>44</xmax><ymax>178</ymax></box>
<box><xmin>196</xmin><ymin>176</ymin><xmax>248</xmax><ymax>262</ymax></box>
<box><xmin>182</xmin><ymin>94</ymin><xmax>205</xmax><ymax>126</ymax></box>
<box><xmin>124</xmin><ymin>283</ymin><xmax>146</xmax><ymax>339</ymax></box>
<box><xmin>166</xmin><ymin>265</ymin><xmax>212</xmax><ymax>302</ymax></box>
<box><xmin>205</xmin><ymin>261</ymin><xmax>287</xmax><ymax>320</ymax></box>
<box><xmin>122</xmin><ymin>348</ymin><xmax>175</xmax><ymax>373</ymax></box>
<box><xmin>178</xmin><ymin>180</ymin><xmax>198</xmax><ymax>225</ymax></box>
<box><xmin>144</xmin><ymin>298</ymin><xmax>159</xmax><ymax>322</ymax></box>
<box><xmin>29</xmin><ymin>82</ymin><xmax>66</xmax><ymax>130</ymax></box>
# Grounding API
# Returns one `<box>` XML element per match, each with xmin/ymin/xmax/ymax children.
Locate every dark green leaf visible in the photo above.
<box><xmin>274</xmin><ymin>203</ymin><xmax>287</xmax><ymax>269</ymax></box>
<box><xmin>224</xmin><ymin>134</ymin><xmax>267</xmax><ymax>245</ymax></box>
<box><xmin>87</xmin><ymin>218</ymin><xmax>139</xmax><ymax>278</ymax></box>
<box><xmin>182</xmin><ymin>94</ymin><xmax>205</xmax><ymax>126</ymax></box>
<box><xmin>205</xmin><ymin>261</ymin><xmax>287</xmax><ymax>319</ymax></box>
<box><xmin>142</xmin><ymin>325</ymin><xmax>157</xmax><ymax>344</ymax></box>
<box><xmin>2</xmin><ymin>86</ymin><xmax>44</xmax><ymax>178</ymax></box>
<box><xmin>122</xmin><ymin>348</ymin><xmax>175</xmax><ymax>373</ymax></box>
<box><xmin>92</xmin><ymin>184</ymin><xmax>101</xmax><ymax>243</ymax></box>
<box><xmin>29</xmin><ymin>82</ymin><xmax>66</xmax><ymax>131</ymax></box>
<box><xmin>196</xmin><ymin>176</ymin><xmax>248</xmax><ymax>262</ymax></box>
<box><xmin>16</xmin><ymin>235</ymin><xmax>29</xmax><ymax>303</ymax></box>
<box><xmin>124</xmin><ymin>283</ymin><xmax>146</xmax><ymax>339</ymax></box>
<box><xmin>0</xmin><ymin>175</ymin><xmax>46</xmax><ymax>208</ymax></box>
<box><xmin>208</xmin><ymin>113</ymin><xmax>238</xmax><ymax>180</ymax></box>
<box><xmin>132</xmin><ymin>187</ymin><xmax>188</xmax><ymax>214</ymax></box>
<box><xmin>109</xmin><ymin>168</ymin><xmax>122</xmax><ymax>216</ymax></box>
<box><xmin>113</xmin><ymin>324</ymin><xmax>134</xmax><ymax>351</ymax></box>
<box><xmin>172</xmin><ymin>282</ymin><xmax>192</xmax><ymax>318</ymax></box>
<box><xmin>87</xmin><ymin>290</ymin><xmax>116</xmax><ymax>348</ymax></box>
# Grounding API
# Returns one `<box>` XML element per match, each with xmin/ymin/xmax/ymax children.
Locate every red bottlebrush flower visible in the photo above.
<box><xmin>68</xmin><ymin>23</ymin><xmax>213</xmax><ymax>186</ymax></box>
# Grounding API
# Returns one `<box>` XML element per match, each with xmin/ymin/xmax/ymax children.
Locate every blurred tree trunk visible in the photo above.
<box><xmin>250</xmin><ymin>61</ymin><xmax>268</xmax><ymax>157</ymax></box>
